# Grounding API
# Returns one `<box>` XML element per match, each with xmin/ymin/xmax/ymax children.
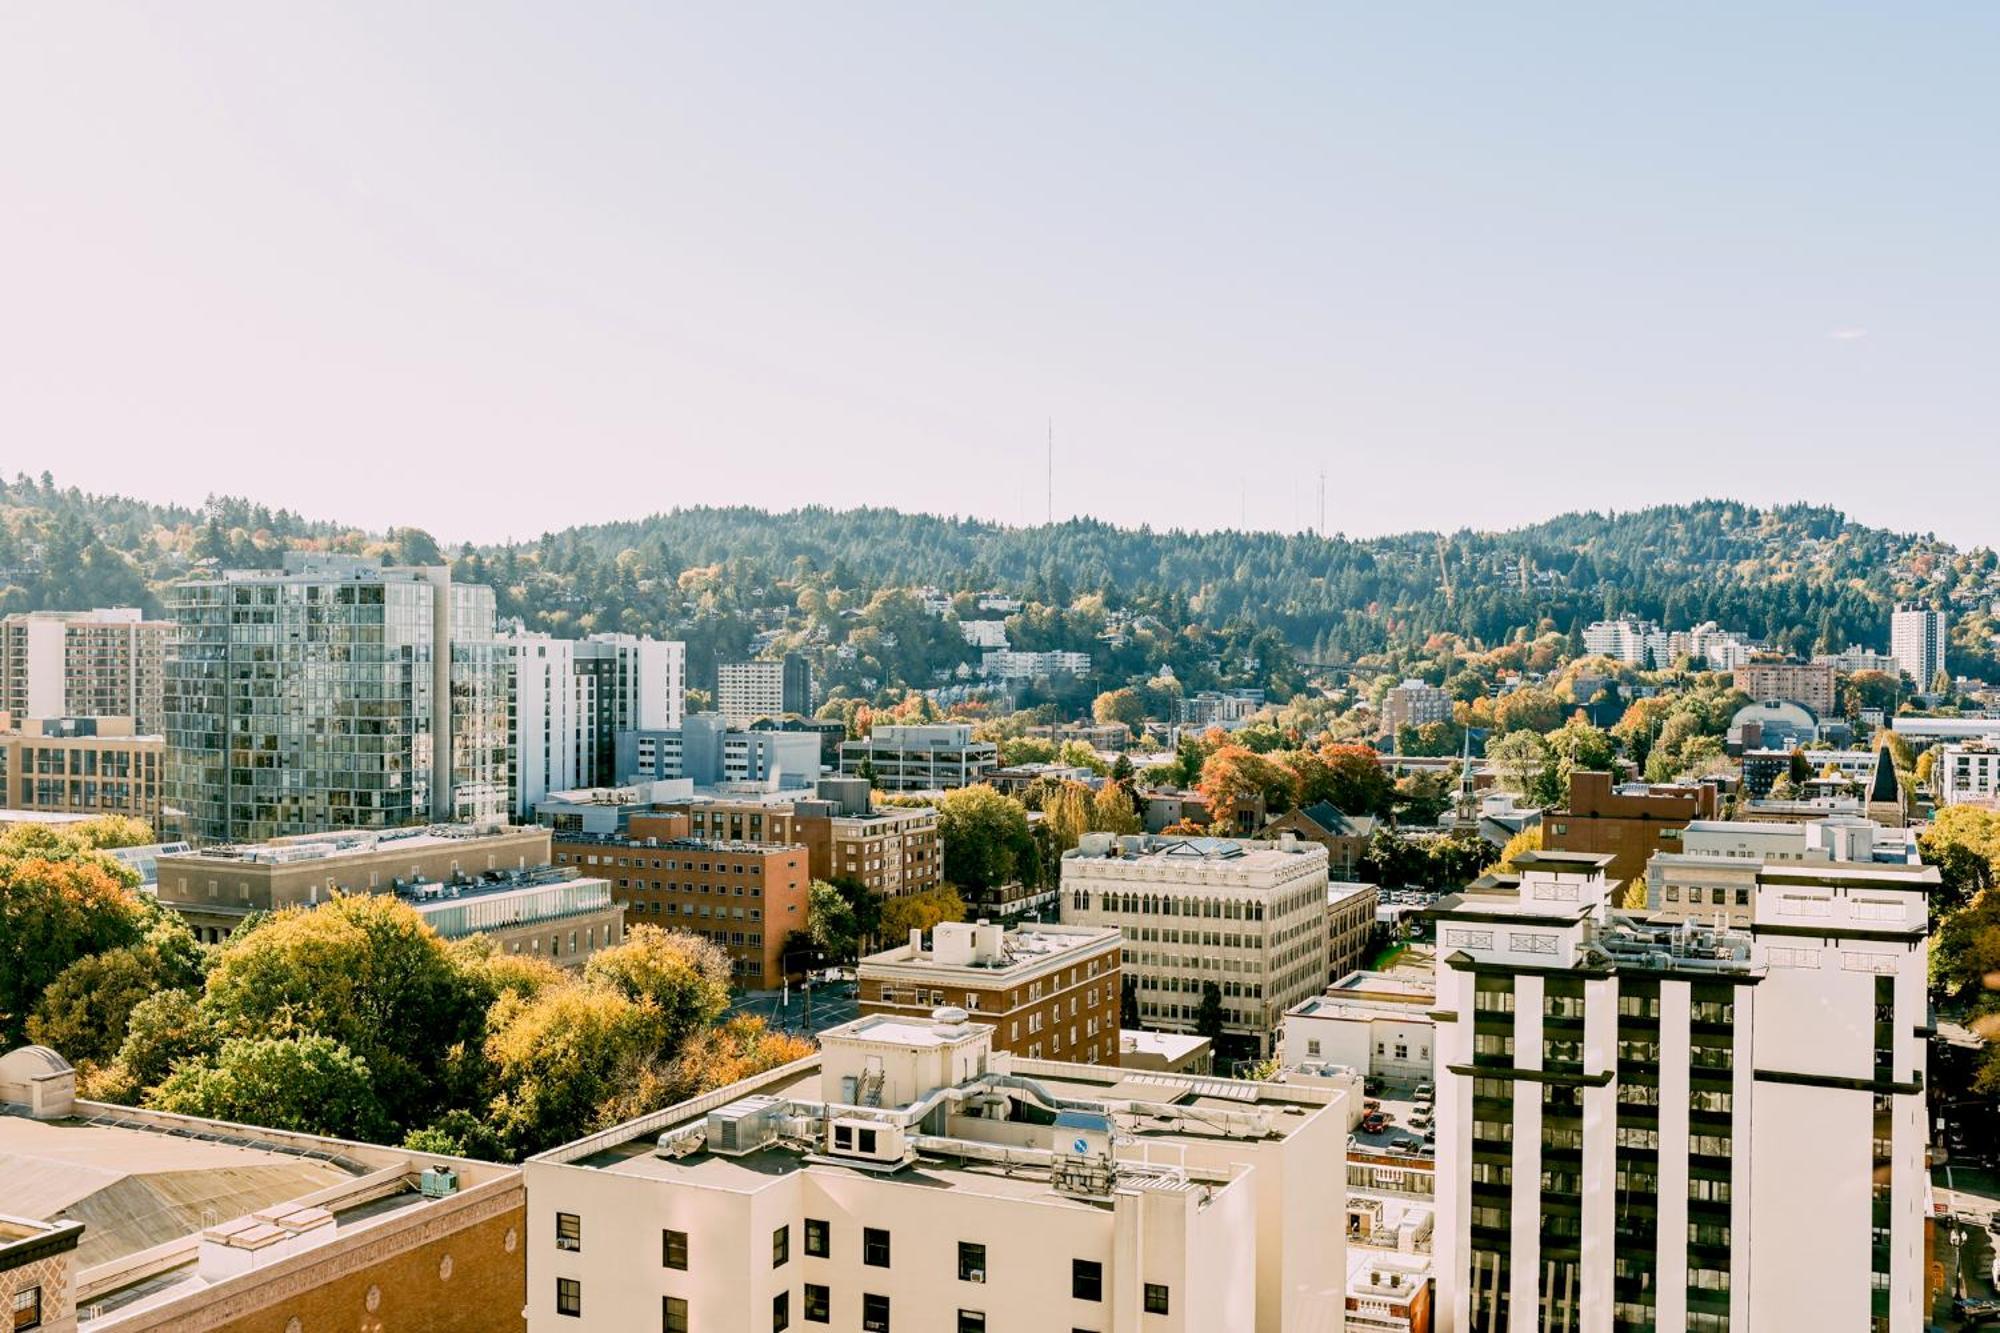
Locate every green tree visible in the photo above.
<box><xmin>804</xmin><ymin>879</ymin><xmax>862</xmax><ymax>963</ymax></box>
<box><xmin>1486</xmin><ymin>730</ymin><xmax>1551</xmax><ymax>800</ymax></box>
<box><xmin>1092</xmin><ymin>687</ymin><xmax>1146</xmax><ymax>729</ymax></box>
<box><xmin>26</xmin><ymin>931</ymin><xmax>201</xmax><ymax>1069</ymax></box>
<box><xmin>97</xmin><ymin>989</ymin><xmax>217</xmax><ymax>1102</ymax></box>
<box><xmin>1120</xmin><ymin>974</ymin><xmax>1139</xmax><ymax>1028</ymax></box>
<box><xmin>879</xmin><ymin>886</ymin><xmax>968</xmax><ymax>940</ymax></box>
<box><xmin>1195</xmin><ymin>981</ymin><xmax>1225</xmax><ymax>1041</ymax></box>
<box><xmin>482</xmin><ymin>981</ymin><xmax>665</xmax><ymax>1159</ymax></box>
<box><xmin>153</xmin><ymin>1035</ymin><xmax>390</xmax><ymax>1141</ymax></box>
<box><xmin>935</xmin><ymin>785</ymin><xmax>1039</xmax><ymax>890</ymax></box>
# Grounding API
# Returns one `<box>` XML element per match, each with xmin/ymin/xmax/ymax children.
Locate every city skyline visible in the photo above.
<box><xmin>3</xmin><ymin>4</ymin><xmax>1996</xmax><ymax>547</ymax></box>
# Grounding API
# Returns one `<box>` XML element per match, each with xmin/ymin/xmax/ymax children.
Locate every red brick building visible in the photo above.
<box><xmin>553</xmin><ymin>831</ymin><xmax>810</xmax><ymax>987</ymax></box>
<box><xmin>1541</xmin><ymin>769</ymin><xmax>1721</xmax><ymax>889</ymax></box>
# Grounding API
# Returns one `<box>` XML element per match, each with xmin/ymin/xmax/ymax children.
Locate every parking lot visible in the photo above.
<box><xmin>1349</xmin><ymin>1081</ymin><xmax>1436</xmax><ymax>1160</ymax></box>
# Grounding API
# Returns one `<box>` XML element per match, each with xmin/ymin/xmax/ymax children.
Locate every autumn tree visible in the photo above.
<box><xmin>879</xmin><ymin>886</ymin><xmax>968</xmax><ymax>940</ymax></box>
<box><xmin>1092</xmin><ymin>687</ymin><xmax>1146</xmax><ymax>729</ymax></box>
<box><xmin>583</xmin><ymin>925</ymin><xmax>732</xmax><ymax>1049</ymax></box>
<box><xmin>1089</xmin><ymin>782</ymin><xmax>1143</xmax><ymax>836</ymax></box>
<box><xmin>1303</xmin><ymin>744</ymin><xmax>1396</xmax><ymax>819</ymax></box>
<box><xmin>1198</xmin><ymin>746</ymin><xmax>1299</xmax><ymax>828</ymax></box>
<box><xmin>0</xmin><ymin>828</ymin><xmax>155</xmax><ymax>1045</ymax></box>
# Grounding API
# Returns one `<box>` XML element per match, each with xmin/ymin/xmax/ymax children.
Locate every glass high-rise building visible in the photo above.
<box><xmin>164</xmin><ymin>554</ymin><xmax>511</xmax><ymax>843</ymax></box>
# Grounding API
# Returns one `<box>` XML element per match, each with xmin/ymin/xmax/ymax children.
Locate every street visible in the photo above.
<box><xmin>726</xmin><ymin>980</ymin><xmax>862</xmax><ymax>1039</ymax></box>
<box><xmin>1935</xmin><ymin>1157</ymin><xmax>2000</xmax><ymax>1330</ymax></box>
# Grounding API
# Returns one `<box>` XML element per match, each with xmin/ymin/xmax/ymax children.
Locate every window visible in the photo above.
<box><xmin>805</xmin><ymin>1217</ymin><xmax>829</xmax><ymax>1257</ymax></box>
<box><xmin>959</xmin><ymin>1240</ymin><xmax>987</xmax><ymax>1282</ymax></box>
<box><xmin>774</xmin><ymin>1290</ymin><xmax>791</xmax><ymax>1331</ymax></box>
<box><xmin>556</xmin><ymin>1278</ymin><xmax>582</xmax><ymax>1318</ymax></box>
<box><xmin>1074</xmin><ymin>1258</ymin><xmax>1104</xmax><ymax>1302</ymax></box>
<box><xmin>664</xmin><ymin>1297</ymin><xmax>690</xmax><ymax>1333</ymax></box>
<box><xmin>774</xmin><ymin>1224</ymin><xmax>791</xmax><ymax>1267</ymax></box>
<box><xmin>958</xmin><ymin>1312</ymin><xmax>987</xmax><ymax>1333</ymax></box>
<box><xmin>556</xmin><ymin>1212</ymin><xmax>582</xmax><ymax>1251</ymax></box>
<box><xmin>864</xmin><ymin>1227</ymin><xmax>891</xmax><ymax>1267</ymax></box>
<box><xmin>663</xmin><ymin>1228</ymin><xmax>689</xmax><ymax>1270</ymax></box>
<box><xmin>11</xmin><ymin>1289</ymin><xmax>41</xmax><ymax>1332</ymax></box>
<box><xmin>863</xmin><ymin>1293</ymin><xmax>891</xmax><ymax>1332</ymax></box>
<box><xmin>804</xmin><ymin>1284</ymin><xmax>830</xmax><ymax>1324</ymax></box>
<box><xmin>1145</xmin><ymin>1284</ymin><xmax>1171</xmax><ymax>1315</ymax></box>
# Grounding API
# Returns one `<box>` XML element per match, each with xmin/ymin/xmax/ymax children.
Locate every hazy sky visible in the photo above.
<box><xmin>3</xmin><ymin>5</ymin><xmax>1995</xmax><ymax>547</ymax></box>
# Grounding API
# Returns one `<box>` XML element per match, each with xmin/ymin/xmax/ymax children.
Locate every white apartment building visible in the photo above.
<box><xmin>502</xmin><ymin>632</ymin><xmax>686</xmax><ymax>817</ymax></box>
<box><xmin>1061</xmin><ymin>834</ymin><xmax>1330</xmax><ymax>1056</ymax></box>
<box><xmin>1889</xmin><ymin>715</ymin><xmax>2000</xmax><ymax>746</ymax></box>
<box><xmin>1284</xmin><ymin>992</ymin><xmax>1434</xmax><ymax>1087</ymax></box>
<box><xmin>1581</xmin><ymin>619</ymin><xmax>1669</xmax><ymax>668</ymax></box>
<box><xmin>839</xmin><ymin>724</ymin><xmax>998</xmax><ymax>792</ymax></box>
<box><xmin>1646</xmin><ymin>815</ymin><xmax>1923</xmax><ymax>927</ymax></box>
<box><xmin>524</xmin><ymin>1010</ymin><xmax>1348</xmax><ymax>1333</ymax></box>
<box><xmin>1937</xmin><ymin>743</ymin><xmax>2000</xmax><ymax>806</ymax></box>
<box><xmin>958</xmin><ymin>620</ymin><xmax>1010</xmax><ymax>650</ymax></box>
<box><xmin>980</xmin><ymin>649</ymin><xmax>1091</xmax><ymax>681</ymax></box>
<box><xmin>1817</xmin><ymin>646</ymin><xmax>1902</xmax><ymax>677</ymax></box>
<box><xmin>1431</xmin><ymin>850</ymin><xmax>1932</xmax><ymax>1333</ymax></box>
<box><xmin>0</xmin><ymin>607</ymin><xmax>170</xmax><ymax>733</ymax></box>
<box><xmin>1889</xmin><ymin>605</ymin><xmax>1947</xmax><ymax>688</ymax></box>
<box><xmin>1669</xmin><ymin>623</ymin><xmax>1756</xmax><ymax>672</ymax></box>
<box><xmin>717</xmin><ymin>656</ymin><xmax>812</xmax><ymax>726</ymax></box>
<box><xmin>1384</xmin><ymin>679</ymin><xmax>1453</xmax><ymax>735</ymax></box>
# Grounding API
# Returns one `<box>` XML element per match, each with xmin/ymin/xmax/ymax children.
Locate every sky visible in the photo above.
<box><xmin>2</xmin><ymin>4</ymin><xmax>1996</xmax><ymax>548</ymax></box>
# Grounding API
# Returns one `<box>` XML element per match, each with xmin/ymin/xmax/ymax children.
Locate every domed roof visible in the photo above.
<box><xmin>0</xmin><ymin>1044</ymin><xmax>75</xmax><ymax>1078</ymax></box>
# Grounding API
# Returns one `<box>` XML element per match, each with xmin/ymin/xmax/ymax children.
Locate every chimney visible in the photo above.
<box><xmin>909</xmin><ymin>927</ymin><xmax>924</xmax><ymax>953</ymax></box>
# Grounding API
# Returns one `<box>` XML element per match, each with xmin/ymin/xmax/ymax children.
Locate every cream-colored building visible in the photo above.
<box><xmin>0</xmin><ymin>714</ymin><xmax>164</xmax><ymax>828</ymax></box>
<box><xmin>1283</xmin><ymin>971</ymin><xmax>1438</xmax><ymax>1087</ymax></box>
<box><xmin>1061</xmin><ymin>833</ymin><xmax>1331</xmax><ymax>1056</ymax></box>
<box><xmin>524</xmin><ymin>1010</ymin><xmax>1348</xmax><ymax>1333</ymax></box>
<box><xmin>153</xmin><ymin>823</ymin><xmax>624</xmax><ymax>961</ymax></box>
<box><xmin>0</xmin><ymin>609</ymin><xmax>169</xmax><ymax>735</ymax></box>
<box><xmin>0</xmin><ymin>1044</ymin><xmax>524</xmax><ymax>1333</ymax></box>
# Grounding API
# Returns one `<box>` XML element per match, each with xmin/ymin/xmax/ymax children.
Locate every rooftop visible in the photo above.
<box><xmin>860</xmin><ymin>921</ymin><xmax>1120</xmax><ymax>976</ymax></box>
<box><xmin>1065</xmin><ymin>832</ymin><xmax>1328</xmax><ymax>866</ymax></box>
<box><xmin>159</xmin><ymin>822</ymin><xmax>535</xmax><ymax>867</ymax></box>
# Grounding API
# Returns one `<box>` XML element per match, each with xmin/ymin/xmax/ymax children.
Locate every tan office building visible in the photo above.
<box><xmin>1737</xmin><ymin>659</ymin><xmax>1838</xmax><ymax>717</ymax></box>
<box><xmin>154</xmin><ymin>823</ymin><xmax>624</xmax><ymax>962</ymax></box>
<box><xmin>0</xmin><ymin>715</ymin><xmax>164</xmax><ymax>828</ymax></box>
<box><xmin>665</xmin><ymin>784</ymin><xmax>943</xmax><ymax>898</ymax></box>
<box><xmin>859</xmin><ymin>920</ymin><xmax>1124</xmax><ymax>1065</ymax></box>
<box><xmin>0</xmin><ymin>609</ymin><xmax>169</xmax><ymax>735</ymax></box>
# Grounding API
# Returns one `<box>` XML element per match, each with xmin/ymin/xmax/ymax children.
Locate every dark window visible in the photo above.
<box><xmin>555</xmin><ymin>1212</ymin><xmax>581</xmax><ymax>1251</ymax></box>
<box><xmin>556</xmin><ymin>1278</ymin><xmax>581</xmax><ymax>1318</ymax></box>
<box><xmin>1145</xmin><ymin>1283</ymin><xmax>1171</xmax><ymax>1315</ymax></box>
<box><xmin>11</xmin><ymin>1288</ymin><xmax>42</xmax><ymax>1333</ymax></box>
<box><xmin>664</xmin><ymin>1296</ymin><xmax>689</xmax><ymax>1333</ymax></box>
<box><xmin>959</xmin><ymin>1240</ymin><xmax>987</xmax><ymax>1282</ymax></box>
<box><xmin>806</xmin><ymin>1217</ymin><xmax>830</xmax><ymax>1258</ymax></box>
<box><xmin>1074</xmin><ymin>1258</ymin><xmax>1104</xmax><ymax>1301</ymax></box>
<box><xmin>774</xmin><ymin>1223</ymin><xmax>791</xmax><ymax>1268</ymax></box>
<box><xmin>663</xmin><ymin>1228</ymin><xmax>689</xmax><ymax>1270</ymax></box>
<box><xmin>864</xmin><ymin>1226</ymin><xmax>891</xmax><ymax>1267</ymax></box>
<box><xmin>958</xmin><ymin>1311</ymin><xmax>987</xmax><ymax>1333</ymax></box>
<box><xmin>774</xmin><ymin>1290</ymin><xmax>790</xmax><ymax>1331</ymax></box>
<box><xmin>804</xmin><ymin>1284</ymin><xmax>830</xmax><ymax>1323</ymax></box>
<box><xmin>863</xmin><ymin>1292</ymin><xmax>891</xmax><ymax>1332</ymax></box>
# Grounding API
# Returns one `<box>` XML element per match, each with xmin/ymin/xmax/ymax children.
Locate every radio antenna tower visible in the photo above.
<box><xmin>1046</xmin><ymin>418</ymin><xmax>1053</xmax><ymax>525</ymax></box>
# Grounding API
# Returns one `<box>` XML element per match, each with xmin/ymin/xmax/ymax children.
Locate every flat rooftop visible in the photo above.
<box><xmin>161</xmin><ymin>822</ymin><xmax>537</xmax><ymax>866</ymax></box>
<box><xmin>861</xmin><ymin>923</ymin><xmax>1119</xmax><ymax>975</ymax></box>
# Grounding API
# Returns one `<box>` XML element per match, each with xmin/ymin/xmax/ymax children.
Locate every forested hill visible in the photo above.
<box><xmin>0</xmin><ymin>471</ymin><xmax>1993</xmax><ymax>676</ymax></box>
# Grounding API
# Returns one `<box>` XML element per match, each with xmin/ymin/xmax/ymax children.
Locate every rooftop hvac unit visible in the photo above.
<box><xmin>827</xmin><ymin>1117</ymin><xmax>914</xmax><ymax>1168</ymax></box>
<box><xmin>418</xmin><ymin>1165</ymin><xmax>459</xmax><ymax>1198</ymax></box>
<box><xmin>706</xmin><ymin>1096</ymin><xmax>784</xmax><ymax>1156</ymax></box>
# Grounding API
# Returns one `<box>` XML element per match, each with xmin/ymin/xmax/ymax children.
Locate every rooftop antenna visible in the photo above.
<box><xmin>1317</xmin><ymin>469</ymin><xmax>1327</xmax><ymax>538</ymax></box>
<box><xmin>1046</xmin><ymin>418</ymin><xmax>1054</xmax><ymax>526</ymax></box>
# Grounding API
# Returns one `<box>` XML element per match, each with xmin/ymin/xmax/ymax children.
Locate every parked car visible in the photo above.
<box><xmin>1390</xmin><ymin>1135</ymin><xmax>1423</xmax><ymax>1153</ymax></box>
<box><xmin>1360</xmin><ymin>1112</ymin><xmax>1386</xmax><ymax>1134</ymax></box>
<box><xmin>1414</xmin><ymin>1081</ymin><xmax>1434</xmax><ymax>1100</ymax></box>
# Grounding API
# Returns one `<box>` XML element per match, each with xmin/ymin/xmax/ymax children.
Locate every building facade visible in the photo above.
<box><xmin>1328</xmin><ymin>881</ymin><xmax>1381</xmax><ymax>982</ymax></box>
<box><xmin>1735</xmin><ymin>660</ymin><xmax>1838</xmax><ymax>717</ymax></box>
<box><xmin>1937</xmin><ymin>743</ymin><xmax>2000</xmax><ymax>807</ymax></box>
<box><xmin>624</xmin><ymin>712</ymin><xmax>823</xmax><ymax>790</ymax></box>
<box><xmin>163</xmin><ymin>556</ymin><xmax>512</xmax><ymax>843</ymax></box>
<box><xmin>980</xmin><ymin>648</ymin><xmax>1091</xmax><ymax>681</ymax></box>
<box><xmin>1385</xmin><ymin>679</ymin><xmax>1454</xmax><ymax>736</ymax></box>
<box><xmin>554</xmin><ymin>830</ymin><xmax>810</xmax><ymax>986</ymax></box>
<box><xmin>837</xmin><ymin>723</ymin><xmax>998</xmax><ymax>792</ymax></box>
<box><xmin>716</xmin><ymin>655</ymin><xmax>812</xmax><ymax>726</ymax></box>
<box><xmin>1889</xmin><ymin>605</ymin><xmax>1947</xmax><ymax>689</ymax></box>
<box><xmin>859</xmin><ymin>921</ymin><xmax>1123</xmax><ymax>1065</ymax></box>
<box><xmin>1541</xmin><ymin>770</ymin><xmax>1720</xmax><ymax>890</ymax></box>
<box><xmin>1430</xmin><ymin>851</ymin><xmax>1931</xmax><ymax>1333</ymax></box>
<box><xmin>1061</xmin><ymin>833</ymin><xmax>1331</xmax><ymax>1056</ymax></box>
<box><xmin>0</xmin><ymin>715</ymin><xmax>164</xmax><ymax>828</ymax></box>
<box><xmin>663</xmin><ymin>782</ymin><xmax>943</xmax><ymax>898</ymax></box>
<box><xmin>523</xmin><ymin>1011</ymin><xmax>1347</xmax><ymax>1333</ymax></box>
<box><xmin>0</xmin><ymin>609</ymin><xmax>170</xmax><ymax>736</ymax></box>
